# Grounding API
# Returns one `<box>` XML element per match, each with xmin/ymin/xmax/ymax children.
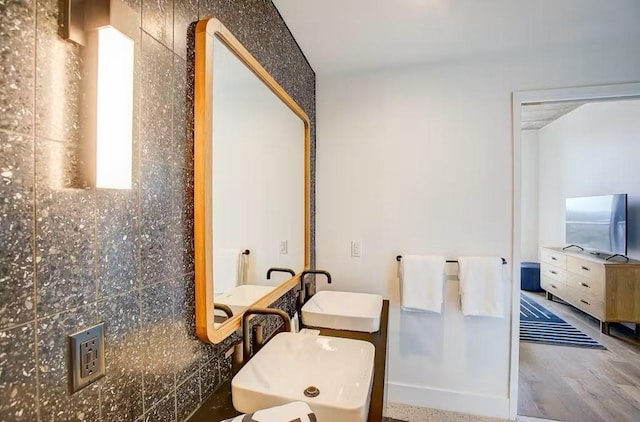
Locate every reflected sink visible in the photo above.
<box><xmin>215</xmin><ymin>285</ymin><xmax>275</xmax><ymax>315</ymax></box>
<box><xmin>232</xmin><ymin>332</ymin><xmax>375</xmax><ymax>422</ymax></box>
<box><xmin>302</xmin><ymin>291</ymin><xmax>382</xmax><ymax>333</ymax></box>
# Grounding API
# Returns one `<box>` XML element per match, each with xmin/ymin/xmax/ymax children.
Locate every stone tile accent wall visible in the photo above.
<box><xmin>0</xmin><ymin>0</ymin><xmax>315</xmax><ymax>420</ymax></box>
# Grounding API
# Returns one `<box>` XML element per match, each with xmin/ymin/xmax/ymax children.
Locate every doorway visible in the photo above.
<box><xmin>510</xmin><ymin>82</ymin><xmax>640</xmax><ymax>421</ymax></box>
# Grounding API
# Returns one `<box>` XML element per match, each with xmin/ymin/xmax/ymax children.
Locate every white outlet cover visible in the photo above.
<box><xmin>279</xmin><ymin>240</ymin><xmax>288</xmax><ymax>254</ymax></box>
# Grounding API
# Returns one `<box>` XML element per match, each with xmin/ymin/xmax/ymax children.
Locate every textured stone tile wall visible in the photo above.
<box><xmin>0</xmin><ymin>0</ymin><xmax>315</xmax><ymax>420</ymax></box>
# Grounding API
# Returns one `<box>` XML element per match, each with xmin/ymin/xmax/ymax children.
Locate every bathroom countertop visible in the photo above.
<box><xmin>188</xmin><ymin>299</ymin><xmax>390</xmax><ymax>422</ymax></box>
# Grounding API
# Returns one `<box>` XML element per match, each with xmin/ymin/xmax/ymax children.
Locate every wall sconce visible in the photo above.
<box><xmin>62</xmin><ymin>0</ymin><xmax>138</xmax><ymax>189</ymax></box>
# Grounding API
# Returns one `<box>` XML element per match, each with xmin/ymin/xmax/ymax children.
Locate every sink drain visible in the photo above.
<box><xmin>303</xmin><ymin>386</ymin><xmax>320</xmax><ymax>398</ymax></box>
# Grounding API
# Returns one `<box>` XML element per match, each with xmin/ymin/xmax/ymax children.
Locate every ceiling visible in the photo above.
<box><xmin>273</xmin><ymin>0</ymin><xmax>640</xmax><ymax>75</ymax></box>
<box><xmin>521</xmin><ymin>102</ymin><xmax>585</xmax><ymax>130</ymax></box>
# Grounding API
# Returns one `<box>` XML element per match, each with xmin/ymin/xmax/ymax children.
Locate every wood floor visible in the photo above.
<box><xmin>519</xmin><ymin>292</ymin><xmax>640</xmax><ymax>422</ymax></box>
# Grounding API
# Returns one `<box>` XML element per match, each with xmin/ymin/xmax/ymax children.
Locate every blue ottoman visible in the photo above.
<box><xmin>521</xmin><ymin>262</ymin><xmax>542</xmax><ymax>292</ymax></box>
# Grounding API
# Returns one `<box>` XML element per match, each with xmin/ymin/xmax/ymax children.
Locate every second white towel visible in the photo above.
<box><xmin>458</xmin><ymin>256</ymin><xmax>505</xmax><ymax>317</ymax></box>
<box><xmin>400</xmin><ymin>255</ymin><xmax>446</xmax><ymax>313</ymax></box>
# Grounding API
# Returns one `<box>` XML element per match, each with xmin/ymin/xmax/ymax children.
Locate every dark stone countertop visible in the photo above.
<box><xmin>188</xmin><ymin>299</ymin><xmax>390</xmax><ymax>422</ymax></box>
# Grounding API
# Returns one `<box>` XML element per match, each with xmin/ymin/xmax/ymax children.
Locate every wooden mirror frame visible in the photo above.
<box><xmin>194</xmin><ymin>18</ymin><xmax>311</xmax><ymax>343</ymax></box>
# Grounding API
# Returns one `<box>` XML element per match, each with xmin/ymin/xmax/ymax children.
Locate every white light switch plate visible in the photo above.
<box><xmin>278</xmin><ymin>240</ymin><xmax>288</xmax><ymax>254</ymax></box>
<box><xmin>351</xmin><ymin>240</ymin><xmax>362</xmax><ymax>257</ymax></box>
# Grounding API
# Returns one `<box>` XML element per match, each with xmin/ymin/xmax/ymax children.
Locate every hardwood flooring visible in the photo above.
<box><xmin>519</xmin><ymin>292</ymin><xmax>640</xmax><ymax>422</ymax></box>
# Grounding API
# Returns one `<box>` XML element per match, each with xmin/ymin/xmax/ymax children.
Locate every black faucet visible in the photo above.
<box><xmin>266</xmin><ymin>267</ymin><xmax>295</xmax><ymax>280</ymax></box>
<box><xmin>298</xmin><ymin>269</ymin><xmax>332</xmax><ymax>307</ymax></box>
<box><xmin>242</xmin><ymin>307</ymin><xmax>291</xmax><ymax>362</ymax></box>
<box><xmin>214</xmin><ymin>303</ymin><xmax>233</xmax><ymax>318</ymax></box>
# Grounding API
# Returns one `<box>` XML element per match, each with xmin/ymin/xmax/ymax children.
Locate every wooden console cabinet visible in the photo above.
<box><xmin>540</xmin><ymin>247</ymin><xmax>640</xmax><ymax>334</ymax></box>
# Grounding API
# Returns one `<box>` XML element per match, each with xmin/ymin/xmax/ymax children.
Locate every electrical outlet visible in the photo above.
<box><xmin>278</xmin><ymin>240</ymin><xmax>288</xmax><ymax>254</ymax></box>
<box><xmin>80</xmin><ymin>338</ymin><xmax>99</xmax><ymax>378</ymax></box>
<box><xmin>351</xmin><ymin>240</ymin><xmax>362</xmax><ymax>257</ymax></box>
<box><xmin>69</xmin><ymin>323</ymin><xmax>105</xmax><ymax>393</ymax></box>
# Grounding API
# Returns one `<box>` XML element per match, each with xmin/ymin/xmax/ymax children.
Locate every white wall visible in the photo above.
<box><xmin>538</xmin><ymin>99</ymin><xmax>640</xmax><ymax>260</ymax></box>
<box><xmin>316</xmin><ymin>41</ymin><xmax>640</xmax><ymax>418</ymax></box>
<box><xmin>521</xmin><ymin>130</ymin><xmax>540</xmax><ymax>261</ymax></box>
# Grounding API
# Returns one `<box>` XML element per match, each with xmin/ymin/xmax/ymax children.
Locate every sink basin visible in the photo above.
<box><xmin>215</xmin><ymin>285</ymin><xmax>275</xmax><ymax>315</ymax></box>
<box><xmin>302</xmin><ymin>290</ymin><xmax>382</xmax><ymax>332</ymax></box>
<box><xmin>232</xmin><ymin>332</ymin><xmax>375</xmax><ymax>422</ymax></box>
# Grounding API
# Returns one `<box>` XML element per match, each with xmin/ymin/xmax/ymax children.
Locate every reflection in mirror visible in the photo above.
<box><xmin>194</xmin><ymin>18</ymin><xmax>310</xmax><ymax>343</ymax></box>
<box><xmin>212</xmin><ymin>36</ymin><xmax>305</xmax><ymax>313</ymax></box>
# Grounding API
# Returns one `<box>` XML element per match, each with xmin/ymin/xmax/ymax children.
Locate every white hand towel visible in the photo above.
<box><xmin>238</xmin><ymin>251</ymin><xmax>248</xmax><ymax>285</ymax></box>
<box><xmin>222</xmin><ymin>401</ymin><xmax>316</xmax><ymax>422</ymax></box>
<box><xmin>400</xmin><ymin>255</ymin><xmax>446</xmax><ymax>313</ymax></box>
<box><xmin>214</xmin><ymin>248</ymin><xmax>241</xmax><ymax>295</ymax></box>
<box><xmin>458</xmin><ymin>256</ymin><xmax>504</xmax><ymax>317</ymax></box>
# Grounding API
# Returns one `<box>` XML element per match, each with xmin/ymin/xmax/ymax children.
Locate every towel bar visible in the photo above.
<box><xmin>396</xmin><ymin>255</ymin><xmax>507</xmax><ymax>264</ymax></box>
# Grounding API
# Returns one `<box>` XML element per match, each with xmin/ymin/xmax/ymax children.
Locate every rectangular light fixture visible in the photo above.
<box><xmin>62</xmin><ymin>0</ymin><xmax>138</xmax><ymax>189</ymax></box>
<box><xmin>93</xmin><ymin>26</ymin><xmax>134</xmax><ymax>189</ymax></box>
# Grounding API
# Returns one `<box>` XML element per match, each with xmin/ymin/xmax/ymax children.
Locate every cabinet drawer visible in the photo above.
<box><xmin>567</xmin><ymin>256</ymin><xmax>605</xmax><ymax>282</ymax></box>
<box><xmin>541</xmin><ymin>248</ymin><xmax>567</xmax><ymax>267</ymax></box>
<box><xmin>567</xmin><ymin>290</ymin><xmax>604</xmax><ymax>320</ymax></box>
<box><xmin>566</xmin><ymin>271</ymin><xmax>604</xmax><ymax>300</ymax></box>
<box><xmin>541</xmin><ymin>275</ymin><xmax>565</xmax><ymax>295</ymax></box>
<box><xmin>541</xmin><ymin>263</ymin><xmax>566</xmax><ymax>282</ymax></box>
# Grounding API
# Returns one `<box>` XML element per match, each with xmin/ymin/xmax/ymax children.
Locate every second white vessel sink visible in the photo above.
<box><xmin>302</xmin><ymin>290</ymin><xmax>383</xmax><ymax>333</ymax></box>
<box><xmin>232</xmin><ymin>332</ymin><xmax>375</xmax><ymax>422</ymax></box>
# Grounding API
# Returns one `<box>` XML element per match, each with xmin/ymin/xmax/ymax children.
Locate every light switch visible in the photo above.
<box><xmin>351</xmin><ymin>240</ymin><xmax>362</xmax><ymax>257</ymax></box>
<box><xmin>279</xmin><ymin>240</ymin><xmax>288</xmax><ymax>254</ymax></box>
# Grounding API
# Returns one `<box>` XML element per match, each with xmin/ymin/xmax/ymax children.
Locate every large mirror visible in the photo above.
<box><xmin>194</xmin><ymin>18</ymin><xmax>310</xmax><ymax>343</ymax></box>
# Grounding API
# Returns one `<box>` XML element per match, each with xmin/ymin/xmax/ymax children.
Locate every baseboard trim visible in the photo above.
<box><xmin>387</xmin><ymin>381</ymin><xmax>510</xmax><ymax>419</ymax></box>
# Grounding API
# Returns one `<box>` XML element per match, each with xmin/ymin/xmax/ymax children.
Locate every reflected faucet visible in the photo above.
<box><xmin>298</xmin><ymin>269</ymin><xmax>332</xmax><ymax>307</ymax></box>
<box><xmin>214</xmin><ymin>303</ymin><xmax>233</xmax><ymax>318</ymax></box>
<box><xmin>266</xmin><ymin>267</ymin><xmax>295</xmax><ymax>280</ymax></box>
<box><xmin>242</xmin><ymin>307</ymin><xmax>291</xmax><ymax>362</ymax></box>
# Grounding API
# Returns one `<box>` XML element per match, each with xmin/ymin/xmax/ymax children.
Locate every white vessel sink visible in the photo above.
<box><xmin>232</xmin><ymin>332</ymin><xmax>375</xmax><ymax>422</ymax></box>
<box><xmin>302</xmin><ymin>290</ymin><xmax>382</xmax><ymax>332</ymax></box>
<box><xmin>215</xmin><ymin>285</ymin><xmax>274</xmax><ymax>315</ymax></box>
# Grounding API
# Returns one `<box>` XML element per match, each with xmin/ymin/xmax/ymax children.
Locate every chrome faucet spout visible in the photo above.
<box><xmin>242</xmin><ymin>307</ymin><xmax>291</xmax><ymax>362</ymax></box>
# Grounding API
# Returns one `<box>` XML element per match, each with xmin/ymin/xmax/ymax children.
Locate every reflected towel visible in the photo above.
<box><xmin>458</xmin><ymin>256</ymin><xmax>505</xmax><ymax>317</ymax></box>
<box><xmin>400</xmin><ymin>255</ymin><xmax>446</xmax><ymax>313</ymax></box>
<box><xmin>222</xmin><ymin>401</ymin><xmax>316</xmax><ymax>422</ymax></box>
<box><xmin>214</xmin><ymin>248</ymin><xmax>241</xmax><ymax>295</ymax></box>
<box><xmin>238</xmin><ymin>251</ymin><xmax>248</xmax><ymax>285</ymax></box>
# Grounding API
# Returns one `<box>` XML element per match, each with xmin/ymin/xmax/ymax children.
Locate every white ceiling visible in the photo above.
<box><xmin>272</xmin><ymin>0</ymin><xmax>640</xmax><ymax>75</ymax></box>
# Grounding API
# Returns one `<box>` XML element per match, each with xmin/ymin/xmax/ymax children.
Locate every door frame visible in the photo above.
<box><xmin>509</xmin><ymin>82</ymin><xmax>640</xmax><ymax>420</ymax></box>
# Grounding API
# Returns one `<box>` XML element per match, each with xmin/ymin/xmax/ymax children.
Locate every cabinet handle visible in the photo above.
<box><xmin>581</xmin><ymin>266</ymin><xmax>590</xmax><ymax>271</ymax></box>
<box><xmin>579</xmin><ymin>282</ymin><xmax>590</xmax><ymax>288</ymax></box>
<box><xmin>551</xmin><ymin>256</ymin><xmax>557</xmax><ymax>261</ymax></box>
<box><xmin>551</xmin><ymin>284</ymin><xmax>557</xmax><ymax>289</ymax></box>
<box><xmin>550</xmin><ymin>270</ymin><xmax>558</xmax><ymax>275</ymax></box>
<box><xmin>580</xmin><ymin>299</ymin><xmax>590</xmax><ymax>305</ymax></box>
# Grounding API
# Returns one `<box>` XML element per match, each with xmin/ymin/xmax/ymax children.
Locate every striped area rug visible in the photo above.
<box><xmin>520</xmin><ymin>294</ymin><xmax>605</xmax><ymax>349</ymax></box>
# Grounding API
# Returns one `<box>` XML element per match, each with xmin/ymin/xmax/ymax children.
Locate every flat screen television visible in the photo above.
<box><xmin>565</xmin><ymin>194</ymin><xmax>627</xmax><ymax>255</ymax></box>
